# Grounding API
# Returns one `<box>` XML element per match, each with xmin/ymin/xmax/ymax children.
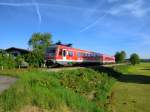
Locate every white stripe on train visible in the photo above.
<box><xmin>55</xmin><ymin>59</ymin><xmax>115</xmax><ymax>63</ymax></box>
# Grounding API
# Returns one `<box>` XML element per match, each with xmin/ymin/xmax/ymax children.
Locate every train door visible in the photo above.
<box><xmin>62</xmin><ymin>49</ymin><xmax>67</xmax><ymax>61</ymax></box>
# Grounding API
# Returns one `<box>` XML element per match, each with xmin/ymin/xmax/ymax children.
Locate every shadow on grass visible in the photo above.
<box><xmin>140</xmin><ymin>69</ymin><xmax>150</xmax><ymax>71</ymax></box>
<box><xmin>89</xmin><ymin>66</ymin><xmax>150</xmax><ymax>84</ymax></box>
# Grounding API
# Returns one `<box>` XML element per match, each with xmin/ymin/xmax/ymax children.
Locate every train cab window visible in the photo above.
<box><xmin>68</xmin><ymin>51</ymin><xmax>73</xmax><ymax>57</ymax></box>
<box><xmin>62</xmin><ymin>50</ymin><xmax>66</xmax><ymax>57</ymax></box>
<box><xmin>59</xmin><ymin>49</ymin><xmax>62</xmax><ymax>56</ymax></box>
<box><xmin>46</xmin><ymin>47</ymin><xmax>56</xmax><ymax>57</ymax></box>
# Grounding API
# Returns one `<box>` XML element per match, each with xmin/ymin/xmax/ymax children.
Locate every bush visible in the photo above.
<box><xmin>15</xmin><ymin>56</ymin><xmax>29</xmax><ymax>68</ymax></box>
<box><xmin>0</xmin><ymin>53</ymin><xmax>16</xmax><ymax>69</ymax></box>
<box><xmin>24</xmin><ymin>51</ymin><xmax>44</xmax><ymax>68</ymax></box>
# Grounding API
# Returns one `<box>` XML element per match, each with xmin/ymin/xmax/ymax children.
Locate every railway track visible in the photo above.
<box><xmin>43</xmin><ymin>63</ymin><xmax>126</xmax><ymax>72</ymax></box>
<box><xmin>44</xmin><ymin>66</ymin><xmax>85</xmax><ymax>72</ymax></box>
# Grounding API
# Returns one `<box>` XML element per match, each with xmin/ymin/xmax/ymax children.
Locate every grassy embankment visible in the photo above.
<box><xmin>0</xmin><ymin>68</ymin><xmax>115</xmax><ymax>112</ymax></box>
<box><xmin>112</xmin><ymin>63</ymin><xmax>150</xmax><ymax>112</ymax></box>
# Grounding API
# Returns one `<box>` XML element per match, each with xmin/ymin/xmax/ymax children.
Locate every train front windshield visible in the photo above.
<box><xmin>46</xmin><ymin>47</ymin><xmax>56</xmax><ymax>57</ymax></box>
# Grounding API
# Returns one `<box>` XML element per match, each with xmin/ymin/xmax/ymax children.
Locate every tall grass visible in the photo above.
<box><xmin>0</xmin><ymin>68</ymin><xmax>115</xmax><ymax>112</ymax></box>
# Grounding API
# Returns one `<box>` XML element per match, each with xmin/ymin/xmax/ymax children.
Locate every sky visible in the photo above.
<box><xmin>0</xmin><ymin>0</ymin><xmax>150</xmax><ymax>58</ymax></box>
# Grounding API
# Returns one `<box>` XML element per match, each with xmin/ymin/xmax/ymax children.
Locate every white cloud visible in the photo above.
<box><xmin>107</xmin><ymin>0</ymin><xmax>119</xmax><ymax>3</ymax></box>
<box><xmin>108</xmin><ymin>0</ymin><xmax>150</xmax><ymax>17</ymax></box>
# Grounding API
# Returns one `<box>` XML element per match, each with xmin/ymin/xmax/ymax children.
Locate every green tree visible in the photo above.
<box><xmin>28</xmin><ymin>32</ymin><xmax>52</xmax><ymax>67</ymax></box>
<box><xmin>120</xmin><ymin>51</ymin><xmax>126</xmax><ymax>60</ymax></box>
<box><xmin>28</xmin><ymin>32</ymin><xmax>52</xmax><ymax>50</ymax></box>
<box><xmin>115</xmin><ymin>52</ymin><xmax>120</xmax><ymax>63</ymax></box>
<box><xmin>115</xmin><ymin>51</ymin><xmax>126</xmax><ymax>63</ymax></box>
<box><xmin>129</xmin><ymin>53</ymin><xmax>140</xmax><ymax>65</ymax></box>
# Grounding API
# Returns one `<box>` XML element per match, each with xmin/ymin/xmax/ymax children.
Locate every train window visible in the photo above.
<box><xmin>46</xmin><ymin>47</ymin><xmax>56</xmax><ymax>57</ymax></box>
<box><xmin>81</xmin><ymin>53</ymin><xmax>84</xmax><ymax>57</ymax></box>
<box><xmin>79</xmin><ymin>53</ymin><xmax>82</xmax><ymax>57</ymax></box>
<box><xmin>77</xmin><ymin>52</ymin><xmax>81</xmax><ymax>57</ymax></box>
<box><xmin>96</xmin><ymin>53</ymin><xmax>99</xmax><ymax>57</ymax></box>
<box><xmin>91</xmin><ymin>53</ymin><xmax>94</xmax><ymax>57</ymax></box>
<box><xmin>88</xmin><ymin>53</ymin><xmax>91</xmax><ymax>57</ymax></box>
<box><xmin>63</xmin><ymin>50</ymin><xmax>66</xmax><ymax>57</ymax></box>
<box><xmin>83</xmin><ymin>53</ymin><xmax>85</xmax><ymax>57</ymax></box>
<box><xmin>59</xmin><ymin>49</ymin><xmax>62</xmax><ymax>56</ymax></box>
<box><xmin>86</xmin><ymin>54</ymin><xmax>88</xmax><ymax>57</ymax></box>
<box><xmin>90</xmin><ymin>54</ymin><xmax>93</xmax><ymax>57</ymax></box>
<box><xmin>86</xmin><ymin>53</ymin><xmax>88</xmax><ymax>57</ymax></box>
<box><xmin>68</xmin><ymin>51</ymin><xmax>73</xmax><ymax>57</ymax></box>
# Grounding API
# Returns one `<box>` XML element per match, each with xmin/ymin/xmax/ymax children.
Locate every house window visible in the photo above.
<box><xmin>13</xmin><ymin>53</ymin><xmax>18</xmax><ymax>57</ymax></box>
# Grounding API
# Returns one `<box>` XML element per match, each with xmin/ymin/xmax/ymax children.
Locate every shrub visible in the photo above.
<box><xmin>24</xmin><ymin>51</ymin><xmax>44</xmax><ymax>68</ymax></box>
<box><xmin>0</xmin><ymin>53</ymin><xmax>16</xmax><ymax>69</ymax></box>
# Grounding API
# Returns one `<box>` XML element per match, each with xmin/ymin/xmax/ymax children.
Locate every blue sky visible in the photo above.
<box><xmin>0</xmin><ymin>0</ymin><xmax>150</xmax><ymax>58</ymax></box>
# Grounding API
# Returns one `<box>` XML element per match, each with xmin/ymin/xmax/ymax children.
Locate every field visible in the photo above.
<box><xmin>0</xmin><ymin>68</ymin><xmax>115</xmax><ymax>112</ymax></box>
<box><xmin>112</xmin><ymin>63</ymin><xmax>150</xmax><ymax>112</ymax></box>
<box><xmin>0</xmin><ymin>63</ymin><xmax>149</xmax><ymax>112</ymax></box>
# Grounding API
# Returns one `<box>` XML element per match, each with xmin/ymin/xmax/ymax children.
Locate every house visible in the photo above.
<box><xmin>0</xmin><ymin>49</ymin><xmax>6</xmax><ymax>54</ymax></box>
<box><xmin>0</xmin><ymin>49</ymin><xmax>3</xmax><ymax>53</ymax></box>
<box><xmin>5</xmin><ymin>47</ymin><xmax>30</xmax><ymax>57</ymax></box>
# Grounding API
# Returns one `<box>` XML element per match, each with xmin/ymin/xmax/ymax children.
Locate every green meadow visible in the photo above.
<box><xmin>112</xmin><ymin>63</ymin><xmax>150</xmax><ymax>112</ymax></box>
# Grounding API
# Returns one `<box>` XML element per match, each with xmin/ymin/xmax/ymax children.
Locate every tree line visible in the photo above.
<box><xmin>115</xmin><ymin>51</ymin><xmax>140</xmax><ymax>65</ymax></box>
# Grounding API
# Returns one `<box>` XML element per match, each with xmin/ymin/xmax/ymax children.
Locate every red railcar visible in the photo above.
<box><xmin>45</xmin><ymin>45</ymin><xmax>115</xmax><ymax>66</ymax></box>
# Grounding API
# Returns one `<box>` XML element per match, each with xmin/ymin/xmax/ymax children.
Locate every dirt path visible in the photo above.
<box><xmin>0</xmin><ymin>76</ymin><xmax>17</xmax><ymax>93</ymax></box>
